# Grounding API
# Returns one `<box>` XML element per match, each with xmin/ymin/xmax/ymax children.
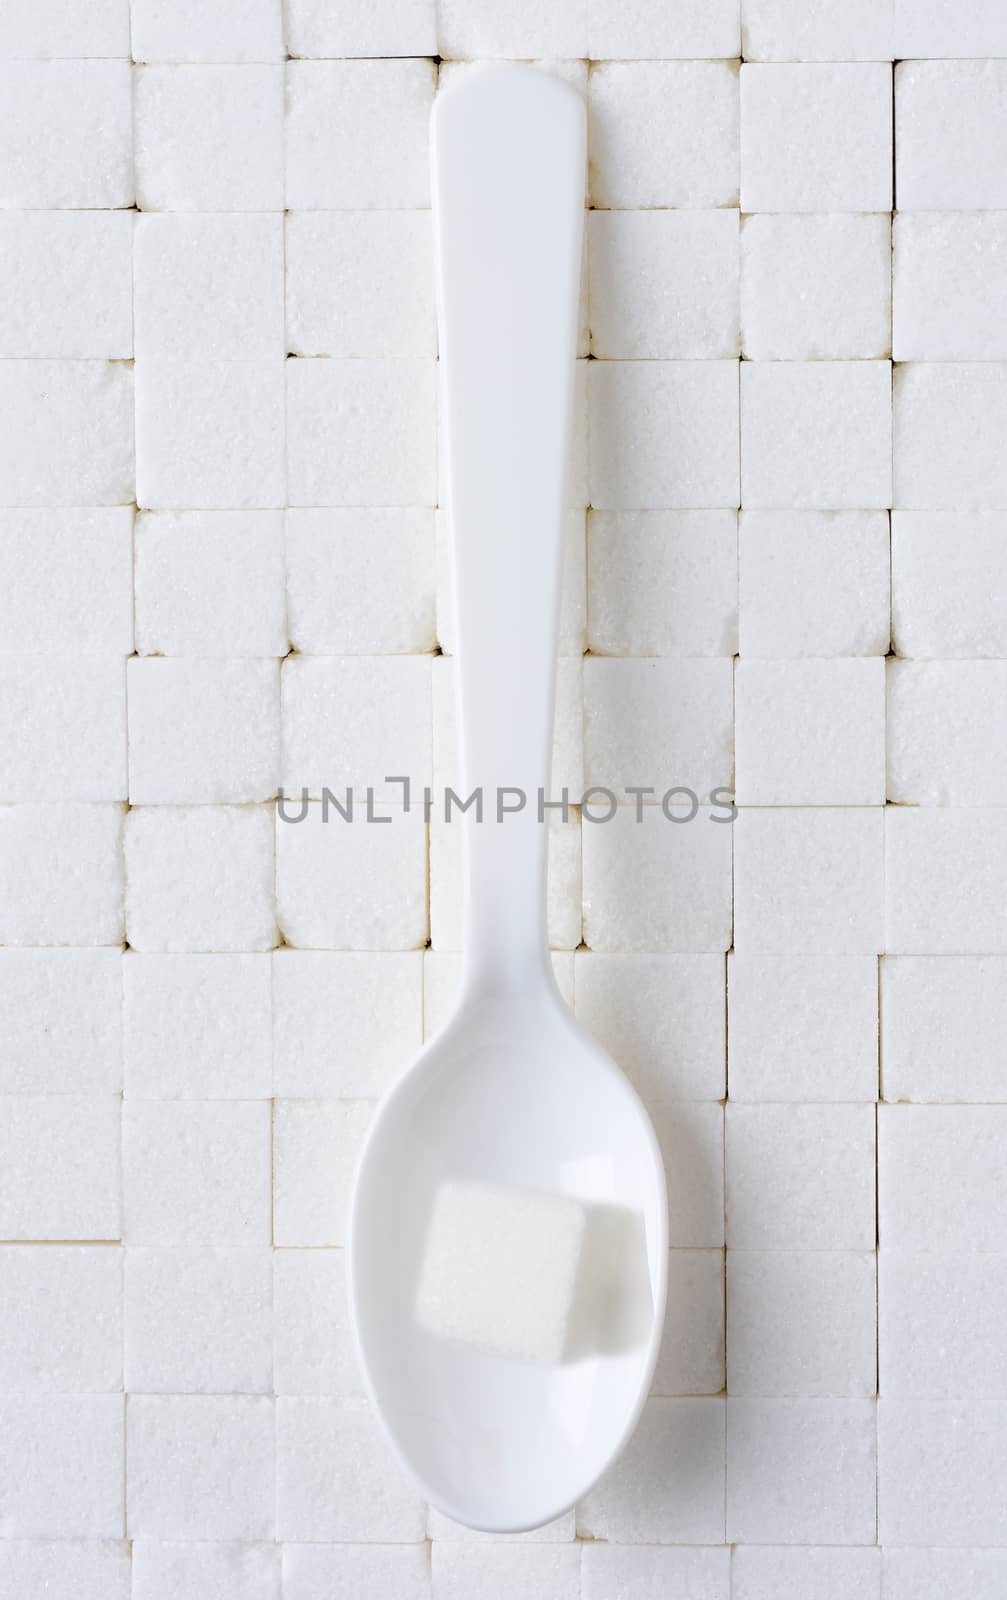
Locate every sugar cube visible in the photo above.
<box><xmin>124</xmin><ymin>1247</ymin><xmax>272</xmax><ymax>1394</ymax></box>
<box><xmin>134</xmin><ymin>214</ymin><xmax>284</xmax><ymax>362</ymax></box>
<box><xmin>0</xmin><ymin>0</ymin><xmax>130</xmax><ymax>57</ymax></box>
<box><xmin>880</xmin><ymin>1251</ymin><xmax>1007</xmax><ymax>1399</ymax></box>
<box><xmin>741</xmin><ymin>362</ymin><xmax>892</xmax><ymax>511</ymax></box>
<box><xmin>276</xmin><ymin>1397</ymin><xmax>425</xmax><ymax>1542</ymax></box>
<box><xmin>286</xmin><ymin>211</ymin><xmax>435</xmax><ymax>358</ymax></box>
<box><xmin>285</xmin><ymin>60</ymin><xmax>434</xmax><ymax>210</ymax></box>
<box><xmin>589</xmin><ymin>361</ymin><xmax>740</xmax><ymax>511</ymax></box>
<box><xmin>0</xmin><ymin>1244</ymin><xmax>122</xmax><ymax>1392</ymax></box>
<box><xmin>0</xmin><ymin>1395</ymin><xmax>123</xmax><ymax>1537</ymax></box>
<box><xmin>741</xmin><ymin>214</ymin><xmax>891</xmax><ymax>360</ymax></box>
<box><xmin>582</xmin><ymin>805</ymin><xmax>734</xmax><ymax>954</ymax></box>
<box><xmin>894</xmin><ymin>213</ymin><xmax>1007</xmax><ymax>362</ymax></box>
<box><xmin>727</xmin><ymin>1103</ymin><xmax>876</xmax><ymax>1250</ymax></box>
<box><xmin>135</xmin><ymin>510</ymin><xmax>286</xmax><ymax>658</ymax></box>
<box><xmin>273</xmin><ymin>950</ymin><xmax>422</xmax><ymax>1098</ymax></box>
<box><xmin>884</xmin><ymin>1549</ymin><xmax>1007</xmax><ymax>1600</ymax></box>
<box><xmin>728</xmin><ymin>1249</ymin><xmax>877</xmax><ymax>1397</ymax></box>
<box><xmin>135</xmin><ymin>361</ymin><xmax>285</xmax><ymax>511</ymax></box>
<box><xmin>283</xmin><ymin>1544</ymin><xmax>430</xmax><ymax>1600</ymax></box>
<box><xmin>895</xmin><ymin>0</ymin><xmax>1007</xmax><ymax>57</ymax></box>
<box><xmin>727</xmin><ymin>1397</ymin><xmax>877</xmax><ymax>1544</ymax></box>
<box><xmin>131</xmin><ymin>0</ymin><xmax>284</xmax><ymax>61</ymax></box>
<box><xmin>123</xmin><ymin>952</ymin><xmax>272</xmax><ymax>1100</ymax></box>
<box><xmin>583</xmin><ymin>1547</ymin><xmax>730</xmax><ymax>1600</ymax></box>
<box><xmin>887</xmin><ymin>660</ymin><xmax>1007</xmax><ymax>806</ymax></box>
<box><xmin>577</xmin><ymin>1397</ymin><xmax>726</xmax><ymax>1543</ymax></box>
<box><xmin>433</xmin><ymin>1545</ymin><xmax>581</xmax><ymax>1600</ymax></box>
<box><xmin>734</xmin><ymin>808</ymin><xmax>884</xmax><ymax>955</ymax></box>
<box><xmin>884</xmin><ymin>808</ymin><xmax>1007</xmax><ymax>955</ymax></box>
<box><xmin>287</xmin><ymin>509</ymin><xmax>435</xmax><ymax>655</ymax></box>
<box><xmin>281</xmin><ymin>655</ymin><xmax>431</xmax><ymax>802</ymax></box>
<box><xmin>273</xmin><ymin>1099</ymin><xmax>372</xmax><ymax>1247</ymax></box>
<box><xmin>286</xmin><ymin>358</ymin><xmax>436</xmax><ymax>508</ymax></box>
<box><xmin>275</xmin><ymin>800</ymin><xmax>427</xmax><ymax>952</ymax></box>
<box><xmin>0</xmin><ymin>804</ymin><xmax>124</xmax><ymax>947</ymax></box>
<box><xmin>574</xmin><ymin>952</ymin><xmax>726</xmax><ymax>1103</ymax></box>
<box><xmin>273</xmin><ymin>1248</ymin><xmax>360</xmax><ymax>1397</ymax></box>
<box><xmin>0</xmin><ymin>360</ymin><xmax>133</xmax><ymax>508</ymax></box>
<box><xmin>127</xmin><ymin>658</ymin><xmax>280</xmax><ymax>805</ymax></box>
<box><xmin>122</xmin><ymin>1100</ymin><xmax>271</xmax><ymax>1247</ymax></box>
<box><xmin>124</xmin><ymin>805</ymin><xmax>276</xmax><ymax>954</ymax></box>
<box><xmin>0</xmin><ymin>212</ymin><xmax>132</xmax><ymax>359</ymax></box>
<box><xmin>0</xmin><ymin>60</ymin><xmax>132</xmax><ymax>208</ymax></box>
<box><xmin>588</xmin><ymin>0</ymin><xmax>739</xmax><ymax>59</ymax></box>
<box><xmin>0</xmin><ymin>1095</ymin><xmax>121</xmax><ymax>1241</ymax></box>
<box><xmin>134</xmin><ymin>65</ymin><xmax>284</xmax><ymax>212</ymax></box>
<box><xmin>584</xmin><ymin>658</ymin><xmax>733</xmax><ymax>804</ymax></box>
<box><xmin>587</xmin><ymin>510</ymin><xmax>738</xmax><ymax>658</ymax></box>
<box><xmin>589</xmin><ymin>62</ymin><xmax>739</xmax><ymax>210</ymax></box>
<box><xmin>729</xmin><ymin>954</ymin><xmax>878</xmax><ymax>1102</ymax></box>
<box><xmin>881</xmin><ymin>955</ymin><xmax>1007</xmax><ymax>1104</ymax></box>
<box><xmin>878</xmin><ymin>1104</ymin><xmax>1007</xmax><ymax>1253</ymax></box>
<box><xmin>0</xmin><ymin>508</ymin><xmax>133</xmax><ymax>655</ymax></box>
<box><xmin>590</xmin><ymin>210</ymin><xmax>739</xmax><ymax>360</ymax></box>
<box><xmin>894</xmin><ymin>363</ymin><xmax>1007</xmax><ymax>511</ymax></box>
<box><xmin>286</xmin><ymin>0</ymin><xmax>436</xmax><ymax>57</ymax></box>
<box><xmin>0</xmin><ymin>1541</ymin><xmax>129</xmax><ymax>1600</ymax></box>
<box><xmin>741</xmin><ymin>63</ymin><xmax>892</xmax><ymax>212</ymax></box>
<box><xmin>734</xmin><ymin>1546</ymin><xmax>880</xmax><ymax>1600</ymax></box>
<box><xmin>742</xmin><ymin>0</ymin><xmax>894</xmax><ymax>61</ymax></box>
<box><xmin>127</xmin><ymin>1395</ymin><xmax>274</xmax><ymax>1540</ymax></box>
<box><xmin>892</xmin><ymin>513</ymin><xmax>1007</xmax><ymax>659</ymax></box>
<box><xmin>879</xmin><ymin>1397</ymin><xmax>1007</xmax><ymax>1545</ymax></box>
<box><xmin>896</xmin><ymin>61</ymin><xmax>1007</xmax><ymax>210</ymax></box>
<box><xmin>438</xmin><ymin>0</ymin><xmax>585</xmax><ymax>57</ymax></box>
<box><xmin>0</xmin><ymin>948</ymin><xmax>121</xmax><ymax>1095</ymax></box>
<box><xmin>0</xmin><ymin>656</ymin><xmax>126</xmax><ymax>801</ymax></box>
<box><xmin>416</xmin><ymin>1180</ymin><xmax>650</xmax><ymax>1365</ymax></box>
<box><xmin>739</xmin><ymin>510</ymin><xmax>890</xmax><ymax>658</ymax></box>
<box><xmin>132</xmin><ymin>1542</ymin><xmax>279</xmax><ymax>1600</ymax></box>
<box><xmin>735</xmin><ymin>659</ymin><xmax>885</xmax><ymax>806</ymax></box>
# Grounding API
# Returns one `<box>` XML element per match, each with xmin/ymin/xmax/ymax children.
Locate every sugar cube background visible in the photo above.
<box><xmin>741</xmin><ymin>214</ymin><xmax>891</xmax><ymax>360</ymax></box>
<box><xmin>741</xmin><ymin>64</ymin><xmax>892</xmax><ymax>212</ymax></box>
<box><xmin>896</xmin><ymin>61</ymin><xmax>1007</xmax><ymax>210</ymax></box>
<box><xmin>742</xmin><ymin>0</ymin><xmax>894</xmax><ymax>62</ymax></box>
<box><xmin>589</xmin><ymin>62</ymin><xmax>739</xmax><ymax>209</ymax></box>
<box><xmin>0</xmin><ymin>60</ymin><xmax>132</xmax><ymax>208</ymax></box>
<box><xmin>134</xmin><ymin>510</ymin><xmax>286</xmax><ymax>657</ymax></box>
<box><xmin>0</xmin><ymin>212</ymin><xmax>133</xmax><ymax>359</ymax></box>
<box><xmin>0</xmin><ymin>361</ymin><xmax>134</xmax><ymax>507</ymax></box>
<box><xmin>1</xmin><ymin>3</ymin><xmax>1006</xmax><ymax>1583</ymax></box>
<box><xmin>739</xmin><ymin>511</ymin><xmax>890</xmax><ymax>658</ymax></box>
<box><xmin>741</xmin><ymin>361</ymin><xmax>892</xmax><ymax>510</ymax></box>
<box><xmin>134</xmin><ymin>65</ymin><xmax>284</xmax><ymax>211</ymax></box>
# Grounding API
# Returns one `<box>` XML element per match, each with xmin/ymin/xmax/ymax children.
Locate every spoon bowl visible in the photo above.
<box><xmin>348</xmin><ymin>964</ymin><xmax>668</xmax><ymax>1532</ymax></box>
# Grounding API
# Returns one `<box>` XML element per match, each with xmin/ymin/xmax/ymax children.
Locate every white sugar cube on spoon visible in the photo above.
<box><xmin>414</xmin><ymin>1179</ymin><xmax>651</xmax><ymax>1366</ymax></box>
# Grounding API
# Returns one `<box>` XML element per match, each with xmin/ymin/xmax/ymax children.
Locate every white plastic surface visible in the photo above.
<box><xmin>347</xmin><ymin>64</ymin><xmax>668</xmax><ymax>1534</ymax></box>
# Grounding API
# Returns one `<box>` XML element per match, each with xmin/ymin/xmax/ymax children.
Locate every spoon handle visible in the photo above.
<box><xmin>431</xmin><ymin>66</ymin><xmax>586</xmax><ymax>986</ymax></box>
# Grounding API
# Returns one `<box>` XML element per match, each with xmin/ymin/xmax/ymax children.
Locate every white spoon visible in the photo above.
<box><xmin>347</xmin><ymin>63</ymin><xmax>668</xmax><ymax>1535</ymax></box>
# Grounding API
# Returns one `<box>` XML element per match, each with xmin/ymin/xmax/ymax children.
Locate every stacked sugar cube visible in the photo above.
<box><xmin>1</xmin><ymin>0</ymin><xmax>1007</xmax><ymax>1594</ymax></box>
